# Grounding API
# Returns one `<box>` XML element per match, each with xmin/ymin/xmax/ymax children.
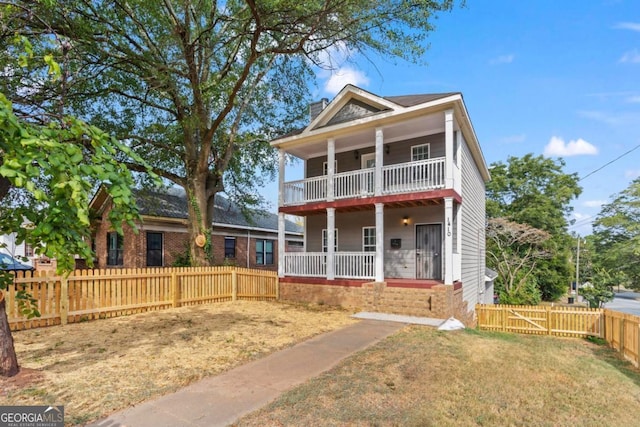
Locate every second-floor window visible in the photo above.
<box><xmin>411</xmin><ymin>143</ymin><xmax>430</xmax><ymax>161</ymax></box>
<box><xmin>107</xmin><ymin>232</ymin><xmax>123</xmax><ymax>266</ymax></box>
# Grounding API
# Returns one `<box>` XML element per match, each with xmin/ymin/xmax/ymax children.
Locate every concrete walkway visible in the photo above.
<box><xmin>88</xmin><ymin>319</ymin><xmax>405</xmax><ymax>427</ymax></box>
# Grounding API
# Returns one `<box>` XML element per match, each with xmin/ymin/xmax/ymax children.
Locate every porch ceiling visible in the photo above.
<box><xmin>279</xmin><ymin>189</ymin><xmax>460</xmax><ymax>216</ymax></box>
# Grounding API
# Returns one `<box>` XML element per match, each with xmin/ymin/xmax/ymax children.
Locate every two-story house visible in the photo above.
<box><xmin>271</xmin><ymin>85</ymin><xmax>491</xmax><ymax>324</ymax></box>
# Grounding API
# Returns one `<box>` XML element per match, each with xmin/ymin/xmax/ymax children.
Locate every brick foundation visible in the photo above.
<box><xmin>279</xmin><ymin>279</ymin><xmax>475</xmax><ymax>326</ymax></box>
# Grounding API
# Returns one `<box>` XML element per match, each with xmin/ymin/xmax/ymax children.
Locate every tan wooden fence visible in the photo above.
<box><xmin>476</xmin><ymin>304</ymin><xmax>640</xmax><ymax>368</ymax></box>
<box><xmin>4</xmin><ymin>267</ymin><xmax>278</xmax><ymax>331</ymax></box>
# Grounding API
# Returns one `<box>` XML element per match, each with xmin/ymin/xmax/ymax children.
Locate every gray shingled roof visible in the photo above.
<box><xmin>384</xmin><ymin>92</ymin><xmax>460</xmax><ymax>107</ymax></box>
<box><xmin>134</xmin><ymin>189</ymin><xmax>303</xmax><ymax>234</ymax></box>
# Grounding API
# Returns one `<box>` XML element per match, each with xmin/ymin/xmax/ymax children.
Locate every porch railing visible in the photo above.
<box><xmin>382</xmin><ymin>157</ymin><xmax>445</xmax><ymax>194</ymax></box>
<box><xmin>281</xmin><ymin>157</ymin><xmax>447</xmax><ymax>206</ymax></box>
<box><xmin>335</xmin><ymin>252</ymin><xmax>375</xmax><ymax>279</ymax></box>
<box><xmin>334</xmin><ymin>169</ymin><xmax>375</xmax><ymax>199</ymax></box>
<box><xmin>283</xmin><ymin>252</ymin><xmax>375</xmax><ymax>280</ymax></box>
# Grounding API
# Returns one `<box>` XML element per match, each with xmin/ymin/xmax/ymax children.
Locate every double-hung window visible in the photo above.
<box><xmin>256</xmin><ymin>239</ymin><xmax>274</xmax><ymax>265</ymax></box>
<box><xmin>146</xmin><ymin>232</ymin><xmax>163</xmax><ymax>266</ymax></box>
<box><xmin>107</xmin><ymin>232</ymin><xmax>123</xmax><ymax>266</ymax></box>
<box><xmin>225</xmin><ymin>237</ymin><xmax>236</xmax><ymax>259</ymax></box>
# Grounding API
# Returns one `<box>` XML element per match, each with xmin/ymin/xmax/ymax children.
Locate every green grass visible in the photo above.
<box><xmin>237</xmin><ymin>326</ymin><xmax>640</xmax><ymax>427</ymax></box>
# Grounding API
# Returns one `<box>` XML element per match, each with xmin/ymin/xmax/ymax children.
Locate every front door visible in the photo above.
<box><xmin>416</xmin><ymin>224</ymin><xmax>442</xmax><ymax>280</ymax></box>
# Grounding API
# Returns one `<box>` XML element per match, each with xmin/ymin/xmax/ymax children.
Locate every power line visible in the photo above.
<box><xmin>579</xmin><ymin>142</ymin><xmax>640</xmax><ymax>182</ymax></box>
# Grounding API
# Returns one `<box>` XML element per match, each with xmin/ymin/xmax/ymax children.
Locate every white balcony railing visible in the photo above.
<box><xmin>283</xmin><ymin>252</ymin><xmax>375</xmax><ymax>280</ymax></box>
<box><xmin>334</xmin><ymin>169</ymin><xmax>374</xmax><ymax>199</ymax></box>
<box><xmin>281</xmin><ymin>157</ymin><xmax>447</xmax><ymax>206</ymax></box>
<box><xmin>382</xmin><ymin>157</ymin><xmax>445</xmax><ymax>194</ymax></box>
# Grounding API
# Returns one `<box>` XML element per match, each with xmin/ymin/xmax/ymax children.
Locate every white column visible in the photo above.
<box><xmin>327</xmin><ymin>138</ymin><xmax>335</xmax><ymax>202</ymax></box>
<box><xmin>445</xmin><ymin>109</ymin><xmax>454</xmax><ymax>189</ymax></box>
<box><xmin>374</xmin><ymin>128</ymin><xmax>383</xmax><ymax>196</ymax></box>
<box><xmin>375</xmin><ymin>203</ymin><xmax>384</xmax><ymax>282</ymax></box>
<box><xmin>326</xmin><ymin>207</ymin><xmax>335</xmax><ymax>280</ymax></box>
<box><xmin>444</xmin><ymin>197</ymin><xmax>454</xmax><ymax>285</ymax></box>
<box><xmin>278</xmin><ymin>149</ymin><xmax>285</xmax><ymax>207</ymax></box>
<box><xmin>277</xmin><ymin>213</ymin><xmax>285</xmax><ymax>278</ymax></box>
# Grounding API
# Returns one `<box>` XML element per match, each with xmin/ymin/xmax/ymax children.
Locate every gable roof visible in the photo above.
<box><xmin>91</xmin><ymin>187</ymin><xmax>303</xmax><ymax>235</ymax></box>
<box><xmin>270</xmin><ymin>84</ymin><xmax>489</xmax><ymax>182</ymax></box>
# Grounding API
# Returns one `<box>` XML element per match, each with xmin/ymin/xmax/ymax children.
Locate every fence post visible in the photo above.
<box><xmin>275</xmin><ymin>276</ymin><xmax>279</xmax><ymax>300</ymax></box>
<box><xmin>171</xmin><ymin>272</ymin><xmax>180</xmax><ymax>308</ymax></box>
<box><xmin>231</xmin><ymin>269</ymin><xmax>237</xmax><ymax>301</ymax></box>
<box><xmin>546</xmin><ymin>306</ymin><xmax>552</xmax><ymax>335</ymax></box>
<box><xmin>60</xmin><ymin>276</ymin><xmax>68</xmax><ymax>326</ymax></box>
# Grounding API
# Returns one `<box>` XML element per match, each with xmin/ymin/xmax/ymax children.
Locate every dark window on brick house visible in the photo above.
<box><xmin>107</xmin><ymin>232</ymin><xmax>123</xmax><ymax>266</ymax></box>
<box><xmin>224</xmin><ymin>237</ymin><xmax>236</xmax><ymax>259</ymax></box>
<box><xmin>146</xmin><ymin>232</ymin><xmax>163</xmax><ymax>266</ymax></box>
<box><xmin>256</xmin><ymin>239</ymin><xmax>274</xmax><ymax>265</ymax></box>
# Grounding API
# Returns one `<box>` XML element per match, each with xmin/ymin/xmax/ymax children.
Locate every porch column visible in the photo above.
<box><xmin>327</xmin><ymin>138</ymin><xmax>335</xmax><ymax>202</ymax></box>
<box><xmin>375</xmin><ymin>203</ymin><xmax>384</xmax><ymax>282</ymax></box>
<box><xmin>444</xmin><ymin>197</ymin><xmax>454</xmax><ymax>285</ymax></box>
<box><xmin>278</xmin><ymin>148</ymin><xmax>285</xmax><ymax>207</ymax></box>
<box><xmin>445</xmin><ymin>109</ymin><xmax>454</xmax><ymax>189</ymax></box>
<box><xmin>327</xmin><ymin>207</ymin><xmax>335</xmax><ymax>280</ymax></box>
<box><xmin>278</xmin><ymin>212</ymin><xmax>285</xmax><ymax>278</ymax></box>
<box><xmin>374</xmin><ymin>128</ymin><xmax>383</xmax><ymax>196</ymax></box>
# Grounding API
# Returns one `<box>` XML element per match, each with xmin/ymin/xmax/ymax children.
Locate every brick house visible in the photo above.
<box><xmin>271</xmin><ymin>85</ymin><xmax>491</xmax><ymax>324</ymax></box>
<box><xmin>89</xmin><ymin>187</ymin><xmax>303</xmax><ymax>270</ymax></box>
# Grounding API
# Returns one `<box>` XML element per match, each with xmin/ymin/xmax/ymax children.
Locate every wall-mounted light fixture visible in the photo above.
<box><xmin>354</xmin><ymin>150</ymin><xmax>359</xmax><ymax>160</ymax></box>
<box><xmin>385</xmin><ymin>145</ymin><xmax>390</xmax><ymax>155</ymax></box>
<box><xmin>403</xmin><ymin>216</ymin><xmax>409</xmax><ymax>226</ymax></box>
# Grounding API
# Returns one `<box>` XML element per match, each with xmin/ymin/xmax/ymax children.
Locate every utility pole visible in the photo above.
<box><xmin>575</xmin><ymin>237</ymin><xmax>581</xmax><ymax>300</ymax></box>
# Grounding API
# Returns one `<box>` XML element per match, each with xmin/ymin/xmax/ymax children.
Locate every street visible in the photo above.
<box><xmin>604</xmin><ymin>291</ymin><xmax>640</xmax><ymax>316</ymax></box>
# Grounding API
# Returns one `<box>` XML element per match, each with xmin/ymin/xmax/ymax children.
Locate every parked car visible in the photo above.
<box><xmin>0</xmin><ymin>253</ymin><xmax>34</xmax><ymax>271</ymax></box>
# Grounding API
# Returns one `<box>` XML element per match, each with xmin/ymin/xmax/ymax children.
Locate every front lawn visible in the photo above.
<box><xmin>237</xmin><ymin>327</ymin><xmax>640</xmax><ymax>427</ymax></box>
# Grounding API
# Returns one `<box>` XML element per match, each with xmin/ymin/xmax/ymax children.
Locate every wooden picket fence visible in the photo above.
<box><xmin>3</xmin><ymin>267</ymin><xmax>278</xmax><ymax>331</ymax></box>
<box><xmin>476</xmin><ymin>304</ymin><xmax>640</xmax><ymax>368</ymax></box>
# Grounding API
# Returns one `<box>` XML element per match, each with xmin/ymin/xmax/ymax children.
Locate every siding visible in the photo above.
<box><xmin>460</xmin><ymin>136</ymin><xmax>486</xmax><ymax>307</ymax></box>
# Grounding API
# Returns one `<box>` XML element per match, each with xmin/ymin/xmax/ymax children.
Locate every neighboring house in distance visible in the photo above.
<box><xmin>89</xmin><ymin>187</ymin><xmax>303</xmax><ymax>270</ymax></box>
<box><xmin>271</xmin><ymin>84</ymin><xmax>491</xmax><ymax>324</ymax></box>
<box><xmin>0</xmin><ymin>230</ymin><xmax>56</xmax><ymax>271</ymax></box>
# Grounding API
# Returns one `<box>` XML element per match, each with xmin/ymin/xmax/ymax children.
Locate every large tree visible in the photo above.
<box><xmin>1</xmin><ymin>0</ymin><xmax>457</xmax><ymax>265</ymax></box>
<box><xmin>592</xmin><ymin>177</ymin><xmax>640</xmax><ymax>290</ymax></box>
<box><xmin>486</xmin><ymin>154</ymin><xmax>582</xmax><ymax>301</ymax></box>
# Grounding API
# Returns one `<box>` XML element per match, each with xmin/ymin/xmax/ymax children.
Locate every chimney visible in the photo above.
<box><xmin>309</xmin><ymin>98</ymin><xmax>329</xmax><ymax>122</ymax></box>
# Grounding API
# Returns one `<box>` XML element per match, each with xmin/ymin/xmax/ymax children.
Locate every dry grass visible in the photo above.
<box><xmin>237</xmin><ymin>327</ymin><xmax>640</xmax><ymax>427</ymax></box>
<box><xmin>0</xmin><ymin>300</ymin><xmax>356</xmax><ymax>426</ymax></box>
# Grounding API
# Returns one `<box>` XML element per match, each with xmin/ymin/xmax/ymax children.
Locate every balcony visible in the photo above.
<box><xmin>282</xmin><ymin>157</ymin><xmax>447</xmax><ymax>207</ymax></box>
<box><xmin>284</xmin><ymin>252</ymin><xmax>375</xmax><ymax>280</ymax></box>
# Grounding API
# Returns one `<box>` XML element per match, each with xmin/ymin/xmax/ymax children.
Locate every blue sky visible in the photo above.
<box><xmin>269</xmin><ymin>0</ymin><xmax>640</xmax><ymax>236</ymax></box>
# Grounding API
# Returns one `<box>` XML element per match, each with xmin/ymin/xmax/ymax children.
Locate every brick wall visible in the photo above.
<box><xmin>279</xmin><ymin>280</ymin><xmax>476</xmax><ymax>326</ymax></box>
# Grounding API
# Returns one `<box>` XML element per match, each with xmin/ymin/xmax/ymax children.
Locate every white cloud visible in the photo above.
<box><xmin>619</xmin><ymin>49</ymin><xmax>640</xmax><ymax>63</ymax></box>
<box><xmin>583</xmin><ymin>200</ymin><xmax>607</xmax><ymax>208</ymax></box>
<box><xmin>490</xmin><ymin>54</ymin><xmax>514</xmax><ymax>65</ymax></box>
<box><xmin>627</xmin><ymin>95</ymin><xmax>640</xmax><ymax>103</ymax></box>
<box><xmin>544</xmin><ymin>136</ymin><xmax>598</xmax><ymax>157</ymax></box>
<box><xmin>500</xmin><ymin>134</ymin><xmax>526</xmax><ymax>144</ymax></box>
<box><xmin>625</xmin><ymin>169</ymin><xmax>640</xmax><ymax>179</ymax></box>
<box><xmin>323</xmin><ymin>67</ymin><xmax>370</xmax><ymax>95</ymax></box>
<box><xmin>614</xmin><ymin>22</ymin><xmax>640</xmax><ymax>32</ymax></box>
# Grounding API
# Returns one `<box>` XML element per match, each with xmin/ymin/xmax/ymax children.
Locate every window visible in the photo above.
<box><xmin>224</xmin><ymin>237</ymin><xmax>236</xmax><ymax>259</ymax></box>
<box><xmin>322</xmin><ymin>229</ymin><xmax>338</xmax><ymax>252</ymax></box>
<box><xmin>256</xmin><ymin>239</ymin><xmax>274</xmax><ymax>265</ymax></box>
<box><xmin>146</xmin><ymin>232</ymin><xmax>163</xmax><ymax>266</ymax></box>
<box><xmin>107</xmin><ymin>232</ymin><xmax>123</xmax><ymax>266</ymax></box>
<box><xmin>411</xmin><ymin>143</ymin><xmax>430</xmax><ymax>161</ymax></box>
<box><xmin>25</xmin><ymin>243</ymin><xmax>34</xmax><ymax>257</ymax></box>
<box><xmin>322</xmin><ymin>160</ymin><xmax>337</xmax><ymax>175</ymax></box>
<box><xmin>363</xmin><ymin>227</ymin><xmax>376</xmax><ymax>252</ymax></box>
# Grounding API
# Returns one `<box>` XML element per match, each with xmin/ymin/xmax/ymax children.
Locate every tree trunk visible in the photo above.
<box><xmin>186</xmin><ymin>179</ymin><xmax>216</xmax><ymax>266</ymax></box>
<box><xmin>0</xmin><ymin>295</ymin><xmax>19</xmax><ymax>377</ymax></box>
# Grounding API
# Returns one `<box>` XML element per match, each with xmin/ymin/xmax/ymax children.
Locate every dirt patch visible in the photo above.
<box><xmin>1</xmin><ymin>300</ymin><xmax>356</xmax><ymax>426</ymax></box>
